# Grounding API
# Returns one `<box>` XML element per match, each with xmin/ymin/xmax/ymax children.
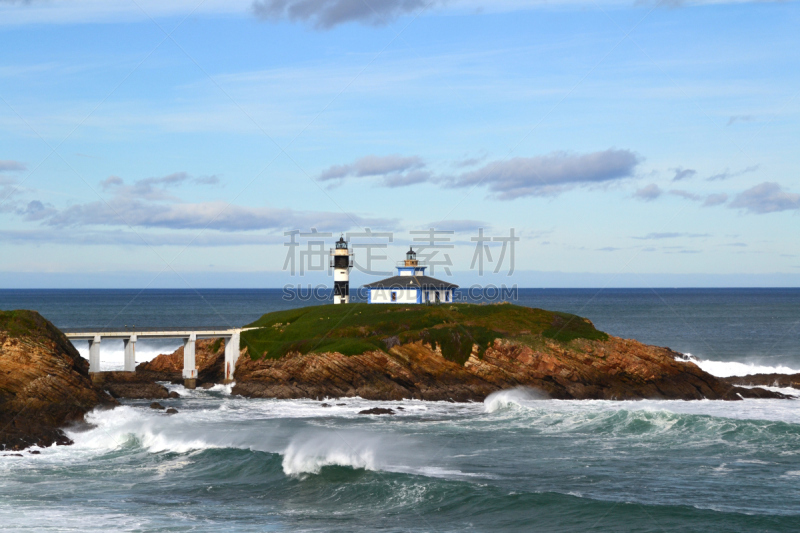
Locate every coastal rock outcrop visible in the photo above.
<box><xmin>0</xmin><ymin>310</ymin><xmax>117</xmax><ymax>451</ymax></box>
<box><xmin>721</xmin><ymin>373</ymin><xmax>800</xmax><ymax>390</ymax></box>
<box><xmin>97</xmin><ymin>371</ymin><xmax>171</xmax><ymax>399</ymax></box>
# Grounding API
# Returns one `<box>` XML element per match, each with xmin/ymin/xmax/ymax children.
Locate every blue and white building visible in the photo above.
<box><xmin>364</xmin><ymin>248</ymin><xmax>458</xmax><ymax>304</ymax></box>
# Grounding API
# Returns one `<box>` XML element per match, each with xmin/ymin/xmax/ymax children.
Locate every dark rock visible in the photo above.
<box><xmin>336</xmin><ymin>403</ymin><xmax>346</xmax><ymax>406</ymax></box>
<box><xmin>165</xmin><ymin>408</ymin><xmax>178</xmax><ymax>415</ymax></box>
<box><xmin>29</xmin><ymin>450</ymin><xmax>41</xmax><ymax>454</ymax></box>
<box><xmin>396</xmin><ymin>406</ymin><xmax>405</xmax><ymax>410</ymax></box>
<box><xmin>320</xmin><ymin>403</ymin><xmax>331</xmax><ymax>407</ymax></box>
<box><xmin>168</xmin><ymin>391</ymin><xmax>181</xmax><ymax>399</ymax></box>
<box><xmin>5</xmin><ymin>454</ymin><xmax>24</xmax><ymax>457</ymax></box>
<box><xmin>359</xmin><ymin>407</ymin><xmax>395</xmax><ymax>415</ymax></box>
<box><xmin>201</xmin><ymin>382</ymin><xmax>215</xmax><ymax>390</ymax></box>
<box><xmin>721</xmin><ymin>373</ymin><xmax>800</xmax><ymax>390</ymax></box>
<box><xmin>104</xmin><ymin>381</ymin><xmax>170</xmax><ymax>400</ymax></box>
<box><xmin>149</xmin><ymin>402</ymin><xmax>165</xmax><ymax>410</ymax></box>
<box><xmin>383</xmin><ymin>336</ymin><xmax>400</xmax><ymax>350</ymax></box>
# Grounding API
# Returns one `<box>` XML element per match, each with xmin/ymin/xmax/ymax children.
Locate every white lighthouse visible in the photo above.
<box><xmin>331</xmin><ymin>235</ymin><xmax>353</xmax><ymax>304</ymax></box>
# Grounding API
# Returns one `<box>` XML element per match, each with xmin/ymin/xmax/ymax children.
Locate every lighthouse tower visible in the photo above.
<box><xmin>331</xmin><ymin>235</ymin><xmax>353</xmax><ymax>304</ymax></box>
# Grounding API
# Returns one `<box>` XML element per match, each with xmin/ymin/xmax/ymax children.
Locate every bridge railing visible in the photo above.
<box><xmin>60</xmin><ymin>326</ymin><xmax>237</xmax><ymax>334</ymax></box>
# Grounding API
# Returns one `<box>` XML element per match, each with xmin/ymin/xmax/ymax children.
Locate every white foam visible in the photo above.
<box><xmin>483</xmin><ymin>387</ymin><xmax>545</xmax><ymax>413</ymax></box>
<box><xmin>691</xmin><ymin>359</ymin><xmax>800</xmax><ymax>378</ymax></box>
<box><xmin>281</xmin><ymin>433</ymin><xmax>380</xmax><ymax>476</ymax></box>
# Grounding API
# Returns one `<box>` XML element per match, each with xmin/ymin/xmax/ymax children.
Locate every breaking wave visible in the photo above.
<box><xmin>677</xmin><ymin>353</ymin><xmax>800</xmax><ymax>378</ymax></box>
<box><xmin>484</xmin><ymin>387</ymin><xmax>546</xmax><ymax>413</ymax></box>
<box><xmin>281</xmin><ymin>433</ymin><xmax>379</xmax><ymax>476</ymax></box>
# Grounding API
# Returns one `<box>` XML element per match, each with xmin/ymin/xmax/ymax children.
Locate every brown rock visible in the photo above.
<box><xmin>165</xmin><ymin>408</ymin><xmax>178</xmax><ymax>415</ymax></box>
<box><xmin>0</xmin><ymin>310</ymin><xmax>117</xmax><ymax>451</ymax></box>
<box><xmin>231</xmin><ymin>336</ymin><xmax>785</xmax><ymax>402</ymax></box>
<box><xmin>149</xmin><ymin>402</ymin><xmax>165</xmax><ymax>410</ymax></box>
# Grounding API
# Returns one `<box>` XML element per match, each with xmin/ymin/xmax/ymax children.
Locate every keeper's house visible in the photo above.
<box><xmin>364</xmin><ymin>248</ymin><xmax>458</xmax><ymax>304</ymax></box>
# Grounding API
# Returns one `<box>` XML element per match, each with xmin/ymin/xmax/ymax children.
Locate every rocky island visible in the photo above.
<box><xmin>228</xmin><ymin>303</ymin><xmax>784</xmax><ymax>401</ymax></box>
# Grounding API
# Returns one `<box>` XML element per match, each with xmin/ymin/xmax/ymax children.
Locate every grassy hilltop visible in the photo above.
<box><xmin>242</xmin><ymin>303</ymin><xmax>608</xmax><ymax>365</ymax></box>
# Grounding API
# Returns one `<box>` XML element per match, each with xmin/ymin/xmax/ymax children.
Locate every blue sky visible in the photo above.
<box><xmin>0</xmin><ymin>0</ymin><xmax>798</xmax><ymax>288</ymax></box>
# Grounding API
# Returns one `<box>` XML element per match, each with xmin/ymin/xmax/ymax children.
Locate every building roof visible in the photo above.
<box><xmin>364</xmin><ymin>275</ymin><xmax>458</xmax><ymax>290</ymax></box>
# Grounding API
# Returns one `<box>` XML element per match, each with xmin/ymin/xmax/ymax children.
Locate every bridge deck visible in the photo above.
<box><xmin>64</xmin><ymin>328</ymin><xmax>252</xmax><ymax>340</ymax></box>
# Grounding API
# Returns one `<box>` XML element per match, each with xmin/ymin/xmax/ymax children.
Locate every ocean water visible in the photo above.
<box><xmin>1</xmin><ymin>288</ymin><xmax>799</xmax><ymax>532</ymax></box>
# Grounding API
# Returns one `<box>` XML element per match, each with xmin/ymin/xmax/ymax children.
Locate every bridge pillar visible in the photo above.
<box><xmin>183</xmin><ymin>333</ymin><xmax>197</xmax><ymax>389</ymax></box>
<box><xmin>88</xmin><ymin>335</ymin><xmax>102</xmax><ymax>374</ymax></box>
<box><xmin>223</xmin><ymin>330</ymin><xmax>241</xmax><ymax>384</ymax></box>
<box><xmin>123</xmin><ymin>334</ymin><xmax>137</xmax><ymax>372</ymax></box>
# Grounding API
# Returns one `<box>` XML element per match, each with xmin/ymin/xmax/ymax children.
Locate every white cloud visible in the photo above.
<box><xmin>634</xmin><ymin>183</ymin><xmax>662</xmax><ymax>201</ymax></box>
<box><xmin>0</xmin><ymin>159</ymin><xmax>25</xmax><ymax>173</ymax></box>
<box><xmin>251</xmin><ymin>0</ymin><xmax>439</xmax><ymax>29</ymax></box>
<box><xmin>671</xmin><ymin>167</ymin><xmax>696</xmax><ymax>181</ymax></box>
<box><xmin>319</xmin><ymin>154</ymin><xmax>430</xmax><ymax>188</ymax></box>
<box><xmin>445</xmin><ymin>149</ymin><xmax>641</xmax><ymax>200</ymax></box>
<box><xmin>702</xmin><ymin>193</ymin><xmax>728</xmax><ymax>207</ymax></box>
<box><xmin>6</xmin><ymin>172</ymin><xmax>395</xmax><ymax>233</ymax></box>
<box><xmin>730</xmin><ymin>182</ymin><xmax>800</xmax><ymax>214</ymax></box>
<box><xmin>633</xmin><ymin>232</ymin><xmax>710</xmax><ymax>240</ymax></box>
<box><xmin>707</xmin><ymin>165</ymin><xmax>759</xmax><ymax>181</ymax></box>
<box><xmin>44</xmin><ymin>198</ymin><xmax>393</xmax><ymax>232</ymax></box>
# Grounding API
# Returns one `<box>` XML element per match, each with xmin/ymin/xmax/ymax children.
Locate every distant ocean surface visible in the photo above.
<box><xmin>1</xmin><ymin>288</ymin><xmax>799</xmax><ymax>532</ymax></box>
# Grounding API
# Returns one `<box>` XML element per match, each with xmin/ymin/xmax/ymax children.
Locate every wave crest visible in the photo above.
<box><xmin>281</xmin><ymin>433</ymin><xmax>379</xmax><ymax>476</ymax></box>
<box><xmin>484</xmin><ymin>387</ymin><xmax>545</xmax><ymax>413</ymax></box>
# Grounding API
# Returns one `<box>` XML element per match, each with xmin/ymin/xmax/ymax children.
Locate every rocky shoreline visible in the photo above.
<box><xmin>230</xmin><ymin>336</ymin><xmax>787</xmax><ymax>402</ymax></box>
<box><xmin>2</xmin><ymin>307</ymin><xmax>796</xmax><ymax>451</ymax></box>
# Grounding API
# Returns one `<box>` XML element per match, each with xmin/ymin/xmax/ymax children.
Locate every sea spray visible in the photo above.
<box><xmin>281</xmin><ymin>431</ymin><xmax>381</xmax><ymax>476</ymax></box>
<box><xmin>693</xmin><ymin>358</ymin><xmax>800</xmax><ymax>378</ymax></box>
<box><xmin>484</xmin><ymin>387</ymin><xmax>546</xmax><ymax>413</ymax></box>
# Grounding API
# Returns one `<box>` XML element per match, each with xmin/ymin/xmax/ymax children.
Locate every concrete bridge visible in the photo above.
<box><xmin>64</xmin><ymin>328</ymin><xmax>249</xmax><ymax>388</ymax></box>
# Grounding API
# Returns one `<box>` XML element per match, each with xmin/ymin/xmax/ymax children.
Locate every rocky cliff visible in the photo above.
<box><xmin>232</xmin><ymin>336</ymin><xmax>779</xmax><ymax>401</ymax></box>
<box><xmin>0</xmin><ymin>310</ymin><xmax>117</xmax><ymax>451</ymax></box>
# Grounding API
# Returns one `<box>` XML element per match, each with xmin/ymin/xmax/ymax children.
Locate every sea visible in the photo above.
<box><xmin>1</xmin><ymin>288</ymin><xmax>799</xmax><ymax>532</ymax></box>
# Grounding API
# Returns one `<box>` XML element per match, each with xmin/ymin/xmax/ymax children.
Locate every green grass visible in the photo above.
<box><xmin>0</xmin><ymin>310</ymin><xmax>49</xmax><ymax>339</ymax></box>
<box><xmin>241</xmin><ymin>303</ymin><xmax>609</xmax><ymax>365</ymax></box>
<box><xmin>210</xmin><ymin>337</ymin><xmax>223</xmax><ymax>353</ymax></box>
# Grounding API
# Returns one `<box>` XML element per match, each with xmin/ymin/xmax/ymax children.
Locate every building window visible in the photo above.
<box><xmin>391</xmin><ymin>291</ymin><xmax>397</xmax><ymax>302</ymax></box>
<box><xmin>446</xmin><ymin>292</ymin><xmax>451</xmax><ymax>302</ymax></box>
